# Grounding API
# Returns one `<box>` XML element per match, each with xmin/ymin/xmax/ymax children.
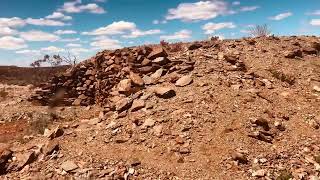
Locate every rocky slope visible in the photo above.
<box><xmin>0</xmin><ymin>36</ymin><xmax>320</xmax><ymax>179</ymax></box>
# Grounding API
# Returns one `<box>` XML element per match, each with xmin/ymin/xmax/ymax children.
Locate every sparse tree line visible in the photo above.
<box><xmin>30</xmin><ymin>52</ymin><xmax>78</xmax><ymax>68</ymax></box>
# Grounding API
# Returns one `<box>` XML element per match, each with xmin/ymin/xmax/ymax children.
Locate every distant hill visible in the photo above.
<box><xmin>0</xmin><ymin>65</ymin><xmax>69</xmax><ymax>86</ymax></box>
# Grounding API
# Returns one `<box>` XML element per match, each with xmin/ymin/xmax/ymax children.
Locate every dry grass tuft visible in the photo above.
<box><xmin>28</xmin><ymin>113</ymin><xmax>53</xmax><ymax>135</ymax></box>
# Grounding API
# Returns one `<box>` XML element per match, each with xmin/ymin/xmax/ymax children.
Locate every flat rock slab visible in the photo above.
<box><xmin>147</xmin><ymin>47</ymin><xmax>168</xmax><ymax>60</ymax></box>
<box><xmin>115</xmin><ymin>98</ymin><xmax>133</xmax><ymax>112</ymax></box>
<box><xmin>175</xmin><ymin>75</ymin><xmax>193</xmax><ymax>87</ymax></box>
<box><xmin>61</xmin><ymin>161</ymin><xmax>78</xmax><ymax>172</ymax></box>
<box><xmin>153</xmin><ymin>87</ymin><xmax>176</xmax><ymax>99</ymax></box>
<box><xmin>131</xmin><ymin>99</ymin><xmax>145</xmax><ymax>112</ymax></box>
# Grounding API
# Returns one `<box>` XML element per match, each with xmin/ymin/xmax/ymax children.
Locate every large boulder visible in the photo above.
<box><xmin>147</xmin><ymin>47</ymin><xmax>168</xmax><ymax>60</ymax></box>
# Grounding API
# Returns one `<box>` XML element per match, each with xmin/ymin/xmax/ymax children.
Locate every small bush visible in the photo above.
<box><xmin>249</xmin><ymin>24</ymin><xmax>271</xmax><ymax>37</ymax></box>
<box><xmin>160</xmin><ymin>40</ymin><xmax>169</xmax><ymax>47</ymax></box>
<box><xmin>210</xmin><ymin>36</ymin><xmax>220</xmax><ymax>41</ymax></box>
<box><xmin>28</xmin><ymin>113</ymin><xmax>52</xmax><ymax>135</ymax></box>
<box><xmin>29</xmin><ymin>119</ymin><xmax>49</xmax><ymax>134</ymax></box>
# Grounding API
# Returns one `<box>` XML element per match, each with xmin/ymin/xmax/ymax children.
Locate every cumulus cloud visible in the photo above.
<box><xmin>0</xmin><ymin>27</ymin><xmax>18</xmax><ymax>35</ymax></box>
<box><xmin>160</xmin><ymin>29</ymin><xmax>192</xmax><ymax>41</ymax></box>
<box><xmin>0</xmin><ymin>17</ymin><xmax>26</xmax><ymax>27</ymax></box>
<box><xmin>59</xmin><ymin>38</ymin><xmax>80</xmax><ymax>42</ymax></box>
<box><xmin>122</xmin><ymin>29</ymin><xmax>161</xmax><ymax>38</ymax></box>
<box><xmin>66</xmin><ymin>43</ymin><xmax>82</xmax><ymax>47</ymax></box>
<box><xmin>202</xmin><ymin>22</ymin><xmax>236</xmax><ymax>34</ymax></box>
<box><xmin>90</xmin><ymin>37</ymin><xmax>122</xmax><ymax>50</ymax></box>
<box><xmin>25</xmin><ymin>18</ymin><xmax>69</xmax><ymax>26</ymax></box>
<box><xmin>59</xmin><ymin>0</ymin><xmax>106</xmax><ymax>14</ymax></box>
<box><xmin>20</xmin><ymin>30</ymin><xmax>60</xmax><ymax>42</ymax></box>
<box><xmin>239</xmin><ymin>6</ymin><xmax>259</xmax><ymax>12</ymax></box>
<box><xmin>310</xmin><ymin>19</ymin><xmax>320</xmax><ymax>26</ymax></box>
<box><xmin>46</xmin><ymin>12</ymin><xmax>72</xmax><ymax>21</ymax></box>
<box><xmin>69</xmin><ymin>48</ymin><xmax>89</xmax><ymax>55</ymax></box>
<box><xmin>166</xmin><ymin>1</ymin><xmax>229</xmax><ymax>22</ymax></box>
<box><xmin>41</xmin><ymin>46</ymin><xmax>65</xmax><ymax>53</ymax></box>
<box><xmin>83</xmin><ymin>21</ymin><xmax>160</xmax><ymax>39</ymax></box>
<box><xmin>54</xmin><ymin>30</ymin><xmax>77</xmax><ymax>35</ymax></box>
<box><xmin>269</xmin><ymin>12</ymin><xmax>292</xmax><ymax>21</ymax></box>
<box><xmin>15</xmin><ymin>49</ymin><xmax>40</xmax><ymax>55</ymax></box>
<box><xmin>0</xmin><ymin>36</ymin><xmax>27</xmax><ymax>50</ymax></box>
<box><xmin>83</xmin><ymin>21</ymin><xmax>136</xmax><ymax>35</ymax></box>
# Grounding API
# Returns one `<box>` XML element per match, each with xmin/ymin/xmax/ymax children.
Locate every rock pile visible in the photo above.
<box><xmin>7</xmin><ymin>36</ymin><xmax>318</xmax><ymax>179</ymax></box>
<box><xmin>31</xmin><ymin>46</ymin><xmax>194</xmax><ymax>107</ymax></box>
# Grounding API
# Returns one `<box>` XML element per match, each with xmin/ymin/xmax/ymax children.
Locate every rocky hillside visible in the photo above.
<box><xmin>0</xmin><ymin>36</ymin><xmax>320</xmax><ymax>179</ymax></box>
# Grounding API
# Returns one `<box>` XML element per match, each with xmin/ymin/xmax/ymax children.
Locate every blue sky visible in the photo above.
<box><xmin>0</xmin><ymin>0</ymin><xmax>319</xmax><ymax>66</ymax></box>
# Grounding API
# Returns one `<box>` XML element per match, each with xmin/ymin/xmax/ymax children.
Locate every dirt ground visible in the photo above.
<box><xmin>0</xmin><ymin>36</ymin><xmax>319</xmax><ymax>179</ymax></box>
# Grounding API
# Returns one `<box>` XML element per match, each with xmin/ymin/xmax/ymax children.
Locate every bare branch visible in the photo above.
<box><xmin>249</xmin><ymin>24</ymin><xmax>271</xmax><ymax>37</ymax></box>
<box><xmin>30</xmin><ymin>51</ymin><xmax>78</xmax><ymax>67</ymax></box>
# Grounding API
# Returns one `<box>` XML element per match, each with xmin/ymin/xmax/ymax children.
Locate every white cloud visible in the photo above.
<box><xmin>46</xmin><ymin>12</ymin><xmax>72</xmax><ymax>21</ymax></box>
<box><xmin>0</xmin><ymin>17</ymin><xmax>26</xmax><ymax>27</ymax></box>
<box><xmin>232</xmin><ymin>1</ymin><xmax>240</xmax><ymax>6</ymax></box>
<box><xmin>84</xmin><ymin>21</ymin><xmax>163</xmax><ymax>39</ymax></box>
<box><xmin>26</xmin><ymin>18</ymin><xmax>68</xmax><ymax>26</ymax></box>
<box><xmin>310</xmin><ymin>19</ymin><xmax>320</xmax><ymax>26</ymax></box>
<box><xmin>59</xmin><ymin>38</ymin><xmax>80</xmax><ymax>42</ymax></box>
<box><xmin>153</xmin><ymin>20</ymin><xmax>160</xmax><ymax>24</ymax></box>
<box><xmin>0</xmin><ymin>36</ymin><xmax>27</xmax><ymax>50</ymax></box>
<box><xmin>217</xmin><ymin>34</ymin><xmax>225</xmax><ymax>40</ymax></box>
<box><xmin>59</xmin><ymin>0</ymin><xmax>106</xmax><ymax>14</ymax></box>
<box><xmin>41</xmin><ymin>46</ymin><xmax>65</xmax><ymax>53</ymax></box>
<box><xmin>152</xmin><ymin>20</ymin><xmax>167</xmax><ymax>24</ymax></box>
<box><xmin>239</xmin><ymin>6</ymin><xmax>259</xmax><ymax>12</ymax></box>
<box><xmin>20</xmin><ymin>30</ymin><xmax>60</xmax><ymax>42</ymax></box>
<box><xmin>246</xmin><ymin>24</ymin><xmax>255</xmax><ymax>28</ymax></box>
<box><xmin>122</xmin><ymin>29</ymin><xmax>161</xmax><ymax>38</ymax></box>
<box><xmin>15</xmin><ymin>49</ymin><xmax>40</xmax><ymax>55</ymax></box>
<box><xmin>90</xmin><ymin>37</ymin><xmax>122</xmax><ymax>50</ymax></box>
<box><xmin>66</xmin><ymin>43</ymin><xmax>82</xmax><ymax>47</ymax></box>
<box><xmin>202</xmin><ymin>22</ymin><xmax>236</xmax><ymax>34</ymax></box>
<box><xmin>160</xmin><ymin>29</ymin><xmax>192</xmax><ymax>41</ymax></box>
<box><xmin>308</xmin><ymin>10</ymin><xmax>320</xmax><ymax>16</ymax></box>
<box><xmin>70</xmin><ymin>48</ymin><xmax>89</xmax><ymax>55</ymax></box>
<box><xmin>269</xmin><ymin>12</ymin><xmax>292</xmax><ymax>21</ymax></box>
<box><xmin>240</xmin><ymin>29</ymin><xmax>250</xmax><ymax>34</ymax></box>
<box><xmin>0</xmin><ymin>27</ymin><xmax>18</xmax><ymax>35</ymax></box>
<box><xmin>94</xmin><ymin>0</ymin><xmax>106</xmax><ymax>2</ymax></box>
<box><xmin>91</xmin><ymin>35</ymin><xmax>109</xmax><ymax>41</ymax></box>
<box><xmin>83</xmin><ymin>21</ymin><xmax>136</xmax><ymax>35</ymax></box>
<box><xmin>166</xmin><ymin>1</ymin><xmax>229</xmax><ymax>22</ymax></box>
<box><xmin>54</xmin><ymin>30</ymin><xmax>77</xmax><ymax>35</ymax></box>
